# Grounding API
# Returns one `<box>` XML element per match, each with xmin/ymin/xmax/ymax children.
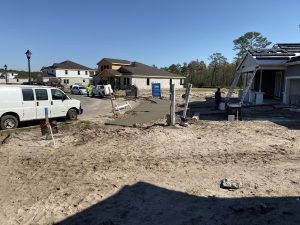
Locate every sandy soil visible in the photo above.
<box><xmin>0</xmin><ymin>91</ymin><xmax>300</xmax><ymax>225</ymax></box>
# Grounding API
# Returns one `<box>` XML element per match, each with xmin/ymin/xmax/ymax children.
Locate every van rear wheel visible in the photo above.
<box><xmin>1</xmin><ymin>115</ymin><xmax>19</xmax><ymax>130</ymax></box>
<box><xmin>67</xmin><ymin>109</ymin><xmax>78</xmax><ymax>120</ymax></box>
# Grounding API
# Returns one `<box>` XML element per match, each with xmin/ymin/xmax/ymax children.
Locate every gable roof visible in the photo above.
<box><xmin>248</xmin><ymin>49</ymin><xmax>296</xmax><ymax>57</ymax></box>
<box><xmin>99</xmin><ymin>69</ymin><xmax>121</xmax><ymax>77</ymax></box>
<box><xmin>275</xmin><ymin>43</ymin><xmax>300</xmax><ymax>52</ymax></box>
<box><xmin>247</xmin><ymin>43</ymin><xmax>300</xmax><ymax>58</ymax></box>
<box><xmin>236</xmin><ymin>43</ymin><xmax>300</xmax><ymax>71</ymax></box>
<box><xmin>97</xmin><ymin>58</ymin><xmax>131</xmax><ymax>65</ymax></box>
<box><xmin>118</xmin><ymin>62</ymin><xmax>184</xmax><ymax>78</ymax></box>
<box><xmin>46</xmin><ymin>60</ymin><xmax>93</xmax><ymax>70</ymax></box>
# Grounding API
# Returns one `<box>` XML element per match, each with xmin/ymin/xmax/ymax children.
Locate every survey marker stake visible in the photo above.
<box><xmin>44</xmin><ymin>107</ymin><xmax>56</xmax><ymax>147</ymax></box>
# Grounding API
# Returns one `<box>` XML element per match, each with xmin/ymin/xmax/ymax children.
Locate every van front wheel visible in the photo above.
<box><xmin>1</xmin><ymin>115</ymin><xmax>19</xmax><ymax>130</ymax></box>
<box><xmin>67</xmin><ymin>109</ymin><xmax>78</xmax><ymax>120</ymax></box>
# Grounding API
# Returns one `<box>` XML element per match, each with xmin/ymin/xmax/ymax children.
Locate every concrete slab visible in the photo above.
<box><xmin>107</xmin><ymin>98</ymin><xmax>169</xmax><ymax>126</ymax></box>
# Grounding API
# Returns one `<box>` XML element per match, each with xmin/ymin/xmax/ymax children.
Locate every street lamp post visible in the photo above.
<box><xmin>25</xmin><ymin>50</ymin><xmax>32</xmax><ymax>85</ymax></box>
<box><xmin>4</xmin><ymin>64</ymin><xmax>7</xmax><ymax>84</ymax></box>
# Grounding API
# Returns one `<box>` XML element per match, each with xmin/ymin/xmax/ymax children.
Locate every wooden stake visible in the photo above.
<box><xmin>182</xmin><ymin>83</ymin><xmax>192</xmax><ymax>120</ymax></box>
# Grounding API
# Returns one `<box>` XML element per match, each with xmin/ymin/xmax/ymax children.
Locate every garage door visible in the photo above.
<box><xmin>289</xmin><ymin>79</ymin><xmax>300</xmax><ymax>105</ymax></box>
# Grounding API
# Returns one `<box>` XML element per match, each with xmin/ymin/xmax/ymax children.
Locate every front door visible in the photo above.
<box><xmin>34</xmin><ymin>89</ymin><xmax>51</xmax><ymax>119</ymax></box>
<box><xmin>50</xmin><ymin>89</ymin><xmax>69</xmax><ymax>118</ymax></box>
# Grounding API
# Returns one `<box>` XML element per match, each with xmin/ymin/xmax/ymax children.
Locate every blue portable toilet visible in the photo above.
<box><xmin>151</xmin><ymin>83</ymin><xmax>161</xmax><ymax>97</ymax></box>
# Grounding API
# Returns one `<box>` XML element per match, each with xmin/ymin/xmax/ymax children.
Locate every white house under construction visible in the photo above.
<box><xmin>228</xmin><ymin>43</ymin><xmax>300</xmax><ymax>106</ymax></box>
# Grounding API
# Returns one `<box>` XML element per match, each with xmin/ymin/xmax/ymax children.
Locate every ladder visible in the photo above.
<box><xmin>226</xmin><ymin>69</ymin><xmax>242</xmax><ymax>101</ymax></box>
<box><xmin>240</xmin><ymin>67</ymin><xmax>259</xmax><ymax>104</ymax></box>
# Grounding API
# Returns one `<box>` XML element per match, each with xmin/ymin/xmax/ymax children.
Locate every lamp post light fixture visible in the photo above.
<box><xmin>4</xmin><ymin>64</ymin><xmax>7</xmax><ymax>84</ymax></box>
<box><xmin>25</xmin><ymin>50</ymin><xmax>32</xmax><ymax>85</ymax></box>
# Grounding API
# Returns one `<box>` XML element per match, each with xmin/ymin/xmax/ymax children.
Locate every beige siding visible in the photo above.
<box><xmin>131</xmin><ymin>77</ymin><xmax>183</xmax><ymax>89</ymax></box>
<box><xmin>61</xmin><ymin>77</ymin><xmax>92</xmax><ymax>86</ymax></box>
<box><xmin>112</xmin><ymin>65</ymin><xmax>122</xmax><ymax>70</ymax></box>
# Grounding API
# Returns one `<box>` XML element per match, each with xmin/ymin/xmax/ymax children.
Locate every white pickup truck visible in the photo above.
<box><xmin>92</xmin><ymin>84</ymin><xmax>113</xmax><ymax>98</ymax></box>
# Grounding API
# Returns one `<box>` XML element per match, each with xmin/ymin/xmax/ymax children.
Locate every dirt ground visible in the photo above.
<box><xmin>0</xmin><ymin>90</ymin><xmax>300</xmax><ymax>225</ymax></box>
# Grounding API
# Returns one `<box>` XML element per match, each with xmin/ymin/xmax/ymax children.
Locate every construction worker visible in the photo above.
<box><xmin>215</xmin><ymin>88</ymin><xmax>222</xmax><ymax>110</ymax></box>
<box><xmin>86</xmin><ymin>84</ymin><xmax>93</xmax><ymax>97</ymax></box>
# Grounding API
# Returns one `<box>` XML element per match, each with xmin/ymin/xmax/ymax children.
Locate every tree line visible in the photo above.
<box><xmin>161</xmin><ymin>32</ymin><xmax>272</xmax><ymax>88</ymax></box>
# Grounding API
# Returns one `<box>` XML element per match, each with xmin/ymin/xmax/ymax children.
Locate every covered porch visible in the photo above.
<box><xmin>237</xmin><ymin>54</ymin><xmax>288</xmax><ymax>105</ymax></box>
<box><xmin>93</xmin><ymin>69</ymin><xmax>134</xmax><ymax>90</ymax></box>
<box><xmin>240</xmin><ymin>69</ymin><xmax>285</xmax><ymax>104</ymax></box>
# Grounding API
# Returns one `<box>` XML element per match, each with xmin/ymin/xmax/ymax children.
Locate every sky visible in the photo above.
<box><xmin>1</xmin><ymin>0</ymin><xmax>300</xmax><ymax>71</ymax></box>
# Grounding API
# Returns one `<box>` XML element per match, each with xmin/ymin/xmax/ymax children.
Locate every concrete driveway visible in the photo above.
<box><xmin>68</xmin><ymin>94</ymin><xmax>139</xmax><ymax>121</ymax></box>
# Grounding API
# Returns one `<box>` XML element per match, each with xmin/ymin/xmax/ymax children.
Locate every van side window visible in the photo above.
<box><xmin>51</xmin><ymin>89</ymin><xmax>67</xmax><ymax>100</ymax></box>
<box><xmin>22</xmin><ymin>89</ymin><xmax>34</xmax><ymax>101</ymax></box>
<box><xmin>35</xmin><ymin>89</ymin><xmax>48</xmax><ymax>101</ymax></box>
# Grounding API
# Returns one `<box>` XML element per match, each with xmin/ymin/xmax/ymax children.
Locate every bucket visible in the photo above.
<box><xmin>228</xmin><ymin>115</ymin><xmax>235</xmax><ymax>121</ymax></box>
<box><xmin>219</xmin><ymin>102</ymin><xmax>225</xmax><ymax>111</ymax></box>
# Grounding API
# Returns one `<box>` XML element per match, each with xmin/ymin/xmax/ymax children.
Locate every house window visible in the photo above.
<box><xmin>78</xmin><ymin>71</ymin><xmax>80</xmax><ymax>75</ymax></box>
<box><xmin>127</xmin><ymin>78</ymin><xmax>130</xmax><ymax>86</ymax></box>
<box><xmin>170</xmin><ymin>79</ymin><xmax>173</xmax><ymax>86</ymax></box>
<box><xmin>85</xmin><ymin>71</ymin><xmax>88</xmax><ymax>75</ymax></box>
<box><xmin>17</xmin><ymin>79</ymin><xmax>19</xmax><ymax>82</ymax></box>
<box><xmin>63</xmin><ymin>79</ymin><xmax>69</xmax><ymax>84</ymax></box>
<box><xmin>101</xmin><ymin>66</ymin><xmax>104</xmax><ymax>71</ymax></box>
<box><xmin>180</xmin><ymin>79</ymin><xmax>184</xmax><ymax>85</ymax></box>
<box><xmin>83</xmin><ymin>79</ymin><xmax>85</xmax><ymax>83</ymax></box>
<box><xmin>65</xmin><ymin>70</ymin><xmax>68</xmax><ymax>75</ymax></box>
<box><xmin>147</xmin><ymin>78</ymin><xmax>150</xmax><ymax>86</ymax></box>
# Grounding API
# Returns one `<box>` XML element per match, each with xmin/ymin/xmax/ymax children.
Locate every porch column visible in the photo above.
<box><xmin>259</xmin><ymin>70</ymin><xmax>262</xmax><ymax>92</ymax></box>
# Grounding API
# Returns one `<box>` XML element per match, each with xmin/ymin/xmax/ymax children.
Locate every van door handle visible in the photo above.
<box><xmin>37</xmin><ymin>102</ymin><xmax>39</xmax><ymax>106</ymax></box>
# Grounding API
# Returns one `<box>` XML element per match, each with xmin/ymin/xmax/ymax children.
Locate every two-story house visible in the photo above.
<box><xmin>39</xmin><ymin>60</ymin><xmax>96</xmax><ymax>86</ymax></box>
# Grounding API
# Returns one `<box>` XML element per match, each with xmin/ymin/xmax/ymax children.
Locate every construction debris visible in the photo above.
<box><xmin>220</xmin><ymin>178</ymin><xmax>242</xmax><ymax>190</ymax></box>
<box><xmin>1</xmin><ymin>133</ymin><xmax>11</xmax><ymax>145</ymax></box>
<box><xmin>192</xmin><ymin>113</ymin><xmax>200</xmax><ymax>121</ymax></box>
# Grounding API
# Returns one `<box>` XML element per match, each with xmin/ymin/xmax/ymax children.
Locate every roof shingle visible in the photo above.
<box><xmin>98</xmin><ymin>58</ymin><xmax>131</xmax><ymax>65</ymax></box>
<box><xmin>118</xmin><ymin>62</ymin><xmax>183</xmax><ymax>78</ymax></box>
<box><xmin>48</xmin><ymin>60</ymin><xmax>93</xmax><ymax>70</ymax></box>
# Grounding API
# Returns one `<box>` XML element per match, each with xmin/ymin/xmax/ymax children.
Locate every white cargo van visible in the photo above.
<box><xmin>0</xmin><ymin>85</ymin><xmax>83</xmax><ymax>130</ymax></box>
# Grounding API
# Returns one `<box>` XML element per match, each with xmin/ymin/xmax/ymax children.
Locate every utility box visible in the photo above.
<box><xmin>152</xmin><ymin>83</ymin><xmax>161</xmax><ymax>97</ymax></box>
<box><xmin>125</xmin><ymin>85</ymin><xmax>139</xmax><ymax>97</ymax></box>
